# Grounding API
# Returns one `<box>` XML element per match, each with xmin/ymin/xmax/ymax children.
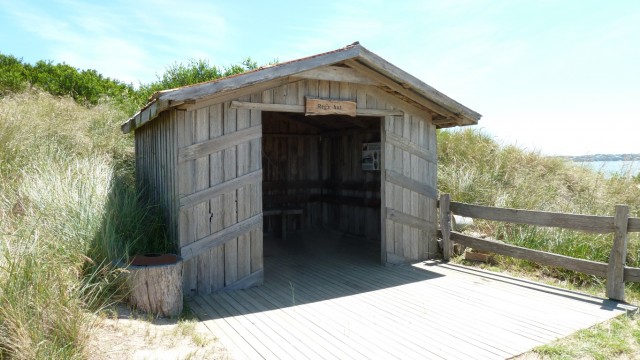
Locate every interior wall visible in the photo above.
<box><xmin>322</xmin><ymin>127</ymin><xmax>381</xmax><ymax>242</ymax></box>
<box><xmin>261</xmin><ymin>112</ymin><xmax>381</xmax><ymax>242</ymax></box>
<box><xmin>262</xmin><ymin>112</ymin><xmax>323</xmax><ymax>233</ymax></box>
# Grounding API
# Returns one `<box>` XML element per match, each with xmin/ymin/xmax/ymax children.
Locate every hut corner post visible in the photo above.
<box><xmin>606</xmin><ymin>204</ymin><xmax>630</xmax><ymax>302</ymax></box>
<box><xmin>439</xmin><ymin>193</ymin><xmax>452</xmax><ymax>262</ymax></box>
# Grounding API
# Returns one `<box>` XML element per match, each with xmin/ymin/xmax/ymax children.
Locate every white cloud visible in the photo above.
<box><xmin>4</xmin><ymin>0</ymin><xmax>229</xmax><ymax>83</ymax></box>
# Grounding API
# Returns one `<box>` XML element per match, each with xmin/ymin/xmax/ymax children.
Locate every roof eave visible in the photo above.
<box><xmin>160</xmin><ymin>45</ymin><xmax>363</xmax><ymax>103</ymax></box>
<box><xmin>355</xmin><ymin>46</ymin><xmax>481</xmax><ymax>125</ymax></box>
<box><xmin>121</xmin><ymin>43</ymin><xmax>481</xmax><ymax>134</ymax></box>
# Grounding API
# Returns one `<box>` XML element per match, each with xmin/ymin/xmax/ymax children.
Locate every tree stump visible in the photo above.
<box><xmin>126</xmin><ymin>254</ymin><xmax>183</xmax><ymax>318</ymax></box>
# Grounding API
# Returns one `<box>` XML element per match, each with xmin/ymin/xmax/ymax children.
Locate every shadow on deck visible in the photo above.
<box><xmin>189</xmin><ymin>231</ymin><xmax>636</xmax><ymax>360</ymax></box>
<box><xmin>195</xmin><ymin>231</ymin><xmax>447</xmax><ymax>319</ymax></box>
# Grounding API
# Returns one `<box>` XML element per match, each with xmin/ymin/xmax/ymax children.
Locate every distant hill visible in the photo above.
<box><xmin>562</xmin><ymin>154</ymin><xmax>640</xmax><ymax>162</ymax></box>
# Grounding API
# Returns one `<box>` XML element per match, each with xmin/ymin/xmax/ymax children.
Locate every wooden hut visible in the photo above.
<box><xmin>121</xmin><ymin>43</ymin><xmax>481</xmax><ymax>295</ymax></box>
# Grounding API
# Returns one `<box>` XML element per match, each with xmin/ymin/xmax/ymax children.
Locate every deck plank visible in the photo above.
<box><xmin>191</xmin><ymin>232</ymin><xmax>634</xmax><ymax>359</ymax></box>
<box><xmin>271</xmin><ymin>258</ymin><xmax>532</xmax><ymax>356</ymax></box>
<box><xmin>264</xmin><ymin>261</ymin><xmax>451</xmax><ymax>359</ymax></box>
<box><xmin>266</xmin><ymin>255</ymin><xmax>514</xmax><ymax>358</ymax></box>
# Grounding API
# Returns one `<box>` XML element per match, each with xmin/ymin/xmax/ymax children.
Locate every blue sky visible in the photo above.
<box><xmin>1</xmin><ymin>0</ymin><xmax>638</xmax><ymax>156</ymax></box>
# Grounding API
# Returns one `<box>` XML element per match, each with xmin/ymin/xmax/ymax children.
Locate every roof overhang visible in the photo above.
<box><xmin>122</xmin><ymin>43</ymin><xmax>481</xmax><ymax>134</ymax></box>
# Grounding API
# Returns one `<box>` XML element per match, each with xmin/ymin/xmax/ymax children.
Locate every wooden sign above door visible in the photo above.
<box><xmin>305</xmin><ymin>97</ymin><xmax>357</xmax><ymax>117</ymax></box>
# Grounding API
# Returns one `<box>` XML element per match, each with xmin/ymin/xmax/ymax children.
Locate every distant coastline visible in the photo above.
<box><xmin>559</xmin><ymin>154</ymin><xmax>640</xmax><ymax>162</ymax></box>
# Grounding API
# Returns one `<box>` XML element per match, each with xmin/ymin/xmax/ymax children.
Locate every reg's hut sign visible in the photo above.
<box><xmin>305</xmin><ymin>97</ymin><xmax>356</xmax><ymax>117</ymax></box>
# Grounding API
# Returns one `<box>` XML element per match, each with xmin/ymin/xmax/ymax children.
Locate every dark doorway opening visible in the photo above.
<box><xmin>261</xmin><ymin>111</ymin><xmax>382</xmax><ymax>261</ymax></box>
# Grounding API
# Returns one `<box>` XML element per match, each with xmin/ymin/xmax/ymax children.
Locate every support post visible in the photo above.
<box><xmin>440</xmin><ymin>194</ymin><xmax>453</xmax><ymax>262</ymax></box>
<box><xmin>606</xmin><ymin>205</ymin><xmax>629</xmax><ymax>301</ymax></box>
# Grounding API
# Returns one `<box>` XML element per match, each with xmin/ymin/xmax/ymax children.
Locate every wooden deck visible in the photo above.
<box><xmin>189</xmin><ymin>232</ymin><xmax>635</xmax><ymax>359</ymax></box>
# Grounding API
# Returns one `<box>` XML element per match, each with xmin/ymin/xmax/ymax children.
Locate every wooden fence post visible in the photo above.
<box><xmin>606</xmin><ymin>204</ymin><xmax>630</xmax><ymax>301</ymax></box>
<box><xmin>440</xmin><ymin>194</ymin><xmax>453</xmax><ymax>262</ymax></box>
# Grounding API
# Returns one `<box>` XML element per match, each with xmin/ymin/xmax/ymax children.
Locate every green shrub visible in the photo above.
<box><xmin>137</xmin><ymin>57</ymin><xmax>259</xmax><ymax>103</ymax></box>
<box><xmin>0</xmin><ymin>53</ymin><xmax>137</xmax><ymax>109</ymax></box>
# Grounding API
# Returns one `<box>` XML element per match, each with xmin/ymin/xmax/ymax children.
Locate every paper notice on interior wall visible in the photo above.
<box><xmin>362</xmin><ymin>142</ymin><xmax>381</xmax><ymax>171</ymax></box>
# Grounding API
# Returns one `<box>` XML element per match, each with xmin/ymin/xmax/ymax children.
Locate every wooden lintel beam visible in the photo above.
<box><xmin>231</xmin><ymin>100</ymin><xmax>403</xmax><ymax>117</ymax></box>
<box><xmin>231</xmin><ymin>101</ymin><xmax>303</xmax><ymax>113</ymax></box>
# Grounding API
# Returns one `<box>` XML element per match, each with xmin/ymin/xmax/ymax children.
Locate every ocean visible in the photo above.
<box><xmin>576</xmin><ymin>160</ymin><xmax>640</xmax><ymax>177</ymax></box>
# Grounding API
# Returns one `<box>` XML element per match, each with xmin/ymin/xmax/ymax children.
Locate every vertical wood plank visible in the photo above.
<box><xmin>236</xmin><ymin>95</ymin><xmax>252</xmax><ymax>280</ymax></box>
<box><xmin>308</xmin><ymin>79</ymin><xmax>321</xmax><ymax>228</ymax></box>
<box><xmin>440</xmin><ymin>194</ymin><xmax>452</xmax><ymax>262</ymax></box>
<box><xmin>318</xmin><ymin>80</ymin><xmax>331</xmax><ymax>229</ymax></box>
<box><xmin>209</xmin><ymin>103</ymin><xmax>225</xmax><ymax>291</ymax></box>
<box><xmin>417</xmin><ymin>117</ymin><xmax>428</xmax><ymax>258</ymax></box>
<box><xmin>393</xmin><ymin>116</ymin><xmax>404</xmax><ymax>258</ymax></box>
<box><xmin>169</xmin><ymin>111</ymin><xmax>177</xmax><ymax>248</ymax></box>
<box><xmin>329</xmin><ymin>81</ymin><xmax>340</xmax><ymax>99</ymax></box>
<box><xmin>223</xmin><ymin>101</ymin><xmax>239</xmax><ymax>286</ymax></box>
<box><xmin>296</xmin><ymin>79</ymin><xmax>306</xmax><ymax>105</ymax></box>
<box><xmin>426</xmin><ymin>118</ymin><xmax>438</xmax><ymax>257</ymax></box>
<box><xmin>194</xmin><ymin>107</ymin><xmax>211</xmax><ymax>294</ymax></box>
<box><xmin>409</xmin><ymin>116</ymin><xmax>420</xmax><ymax>260</ymax></box>
<box><xmin>606</xmin><ymin>204</ymin><xmax>630</xmax><ymax>301</ymax></box>
<box><xmin>380</xmin><ymin>116</ymin><xmax>388</xmax><ymax>264</ymax></box>
<box><xmin>250</xmin><ymin>92</ymin><xmax>263</xmax><ymax>275</ymax></box>
<box><xmin>178</xmin><ymin>110</ymin><xmax>197</xmax><ymax>295</ymax></box>
<box><xmin>318</xmin><ymin>80</ymin><xmax>330</xmax><ymax>98</ymax></box>
<box><xmin>385</xmin><ymin>116</ymin><xmax>396</xmax><ymax>258</ymax></box>
<box><xmin>341</xmin><ymin>82</ymin><xmax>356</xmax><ymax>235</ymax></box>
<box><xmin>261</xmin><ymin>89</ymin><xmax>273</xmax><ymax>233</ymax></box>
<box><xmin>401</xmin><ymin>114</ymin><xmax>412</xmax><ymax>259</ymax></box>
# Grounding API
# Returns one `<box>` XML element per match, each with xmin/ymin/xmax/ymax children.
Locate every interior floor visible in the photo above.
<box><xmin>263</xmin><ymin>229</ymin><xmax>379</xmax><ymax>264</ymax></box>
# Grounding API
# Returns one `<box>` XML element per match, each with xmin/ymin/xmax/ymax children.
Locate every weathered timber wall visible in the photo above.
<box><xmin>137</xmin><ymin>76</ymin><xmax>439</xmax><ymax>295</ymax></box>
<box><xmin>177</xmin><ymin>95</ymin><xmax>263</xmax><ymax>296</ymax></box>
<box><xmin>383</xmin><ymin>113</ymin><xmax>438</xmax><ymax>262</ymax></box>
<box><xmin>135</xmin><ymin>110</ymin><xmax>179</xmax><ymax>248</ymax></box>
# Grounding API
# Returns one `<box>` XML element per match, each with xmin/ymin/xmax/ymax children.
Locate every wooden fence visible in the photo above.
<box><xmin>439</xmin><ymin>194</ymin><xmax>640</xmax><ymax>302</ymax></box>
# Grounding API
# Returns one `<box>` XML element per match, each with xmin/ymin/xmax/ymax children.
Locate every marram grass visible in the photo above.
<box><xmin>439</xmin><ymin>128</ymin><xmax>640</xmax><ymax>293</ymax></box>
<box><xmin>0</xmin><ymin>91</ymin><xmax>165</xmax><ymax>359</ymax></box>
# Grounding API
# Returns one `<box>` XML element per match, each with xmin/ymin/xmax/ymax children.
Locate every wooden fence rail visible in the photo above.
<box><xmin>439</xmin><ymin>194</ymin><xmax>639</xmax><ymax>302</ymax></box>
